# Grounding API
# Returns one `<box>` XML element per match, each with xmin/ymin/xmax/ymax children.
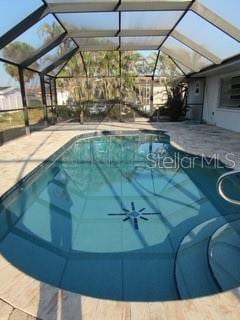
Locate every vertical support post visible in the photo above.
<box><xmin>79</xmin><ymin>52</ymin><xmax>88</xmax><ymax>124</ymax></box>
<box><xmin>49</xmin><ymin>77</ymin><xmax>55</xmax><ymax>125</ymax></box>
<box><xmin>19</xmin><ymin>67</ymin><xmax>30</xmax><ymax>135</ymax></box>
<box><xmin>0</xmin><ymin>127</ymin><xmax>3</xmax><ymax>146</ymax></box>
<box><xmin>0</xmin><ymin>120</ymin><xmax>3</xmax><ymax>145</ymax></box>
<box><xmin>53</xmin><ymin>78</ymin><xmax>58</xmax><ymax>105</ymax></box>
<box><xmin>49</xmin><ymin>77</ymin><xmax>53</xmax><ymax>106</ymax></box>
<box><xmin>132</xmin><ymin>107</ymin><xmax>135</xmax><ymax>122</ymax></box>
<box><xmin>119</xmin><ymin>50</ymin><xmax>122</xmax><ymax>122</ymax></box>
<box><xmin>150</xmin><ymin>79</ymin><xmax>154</xmax><ymax>116</ymax></box>
<box><xmin>40</xmin><ymin>73</ymin><xmax>48</xmax><ymax>126</ymax></box>
<box><xmin>117</xmin><ymin>9</ymin><xmax>122</xmax><ymax>122</ymax></box>
<box><xmin>53</xmin><ymin>78</ymin><xmax>59</xmax><ymax>121</ymax></box>
<box><xmin>200</xmin><ymin>79</ymin><xmax>206</xmax><ymax>123</ymax></box>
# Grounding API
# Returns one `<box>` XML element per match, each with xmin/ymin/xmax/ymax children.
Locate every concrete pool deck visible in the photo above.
<box><xmin>0</xmin><ymin>121</ymin><xmax>240</xmax><ymax>320</ymax></box>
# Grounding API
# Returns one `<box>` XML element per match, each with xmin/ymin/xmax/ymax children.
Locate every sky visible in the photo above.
<box><xmin>0</xmin><ymin>0</ymin><xmax>44</xmax><ymax>37</ymax></box>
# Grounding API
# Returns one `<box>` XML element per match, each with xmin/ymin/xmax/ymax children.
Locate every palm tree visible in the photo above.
<box><xmin>39</xmin><ymin>22</ymin><xmax>63</xmax><ymax>44</ymax></box>
<box><xmin>54</xmin><ymin>49</ymin><xmax>183</xmax><ymax>121</ymax></box>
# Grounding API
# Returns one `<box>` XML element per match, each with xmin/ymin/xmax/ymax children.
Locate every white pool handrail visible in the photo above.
<box><xmin>217</xmin><ymin>170</ymin><xmax>240</xmax><ymax>205</ymax></box>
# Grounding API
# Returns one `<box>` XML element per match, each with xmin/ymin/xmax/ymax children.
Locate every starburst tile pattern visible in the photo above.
<box><xmin>108</xmin><ymin>201</ymin><xmax>161</xmax><ymax>230</ymax></box>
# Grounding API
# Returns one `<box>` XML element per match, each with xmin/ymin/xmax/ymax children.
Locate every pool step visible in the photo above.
<box><xmin>175</xmin><ymin>214</ymin><xmax>240</xmax><ymax>299</ymax></box>
<box><xmin>208</xmin><ymin>219</ymin><xmax>240</xmax><ymax>291</ymax></box>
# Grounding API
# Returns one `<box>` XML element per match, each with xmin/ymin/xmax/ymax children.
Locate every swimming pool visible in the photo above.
<box><xmin>0</xmin><ymin>130</ymin><xmax>240</xmax><ymax>301</ymax></box>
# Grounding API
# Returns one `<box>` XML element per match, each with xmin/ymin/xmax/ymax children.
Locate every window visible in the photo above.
<box><xmin>220</xmin><ymin>76</ymin><xmax>240</xmax><ymax>108</ymax></box>
<box><xmin>194</xmin><ymin>81</ymin><xmax>200</xmax><ymax>96</ymax></box>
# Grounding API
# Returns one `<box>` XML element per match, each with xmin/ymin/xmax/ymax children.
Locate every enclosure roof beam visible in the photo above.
<box><xmin>152</xmin><ymin>51</ymin><xmax>161</xmax><ymax>80</ymax></box>
<box><xmin>46</xmin><ymin>1</ymin><xmax>191</xmax><ymax>13</ymax></box>
<box><xmin>116</xmin><ymin>1</ymin><xmax>122</xmax><ymax>49</ymax></box>
<box><xmin>0</xmin><ymin>4</ymin><xmax>47</xmax><ymax>50</ymax></box>
<box><xmin>79</xmin><ymin>52</ymin><xmax>88</xmax><ymax>78</ymax></box>
<box><xmin>54</xmin><ymin>51</ymin><xmax>82</xmax><ymax>77</ymax></box>
<box><xmin>67</xmin><ymin>30</ymin><xmax>170</xmax><ymax>38</ymax></box>
<box><xmin>57</xmin><ymin>75</ymin><xmax>120</xmax><ymax>79</ymax></box>
<box><xmin>42</xmin><ymin>47</ymin><xmax>79</xmax><ymax>75</ymax></box>
<box><xmin>171</xmin><ymin>30</ymin><xmax>222</xmax><ymax>64</ymax></box>
<box><xmin>41</xmin><ymin>0</ymin><xmax>80</xmax><ymax>53</ymax></box>
<box><xmin>119</xmin><ymin>50</ymin><xmax>122</xmax><ymax>78</ymax></box>
<box><xmin>20</xmin><ymin>32</ymin><xmax>68</xmax><ymax>68</ymax></box>
<box><xmin>191</xmin><ymin>1</ymin><xmax>240</xmax><ymax>43</ymax></box>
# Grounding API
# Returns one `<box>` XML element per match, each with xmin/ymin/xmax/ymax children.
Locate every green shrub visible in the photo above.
<box><xmin>165</xmin><ymin>86</ymin><xmax>187</xmax><ymax>121</ymax></box>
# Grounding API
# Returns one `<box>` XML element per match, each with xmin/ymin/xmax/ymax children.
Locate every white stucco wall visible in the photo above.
<box><xmin>202</xmin><ymin>71</ymin><xmax>240</xmax><ymax>132</ymax></box>
<box><xmin>0</xmin><ymin>88</ymin><xmax>23</xmax><ymax>111</ymax></box>
<box><xmin>57</xmin><ymin>90</ymin><xmax>70</xmax><ymax>105</ymax></box>
<box><xmin>186</xmin><ymin>79</ymin><xmax>205</xmax><ymax>121</ymax></box>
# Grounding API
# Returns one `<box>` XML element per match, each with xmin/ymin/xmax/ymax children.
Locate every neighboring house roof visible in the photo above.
<box><xmin>0</xmin><ymin>86</ymin><xmax>20</xmax><ymax>95</ymax></box>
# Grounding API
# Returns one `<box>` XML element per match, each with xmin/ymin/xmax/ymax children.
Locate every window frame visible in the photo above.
<box><xmin>219</xmin><ymin>74</ymin><xmax>240</xmax><ymax>110</ymax></box>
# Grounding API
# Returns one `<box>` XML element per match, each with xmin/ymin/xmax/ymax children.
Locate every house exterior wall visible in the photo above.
<box><xmin>202</xmin><ymin>71</ymin><xmax>240</xmax><ymax>132</ymax></box>
<box><xmin>153</xmin><ymin>86</ymin><xmax>168</xmax><ymax>105</ymax></box>
<box><xmin>0</xmin><ymin>88</ymin><xmax>23</xmax><ymax>111</ymax></box>
<box><xmin>57</xmin><ymin>90</ymin><xmax>70</xmax><ymax>105</ymax></box>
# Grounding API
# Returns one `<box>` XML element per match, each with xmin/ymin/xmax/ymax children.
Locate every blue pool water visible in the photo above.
<box><xmin>0</xmin><ymin>131</ymin><xmax>240</xmax><ymax>301</ymax></box>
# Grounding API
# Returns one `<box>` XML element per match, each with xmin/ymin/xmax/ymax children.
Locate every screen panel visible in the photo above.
<box><xmin>121</xmin><ymin>36</ymin><xmax>165</xmax><ymax>50</ymax></box>
<box><xmin>121</xmin><ymin>11</ymin><xmax>183</xmax><ymax>36</ymax></box>
<box><xmin>82</xmin><ymin>51</ymin><xmax>119</xmax><ymax>76</ymax></box>
<box><xmin>57</xmin><ymin>54</ymin><xmax>88</xmax><ymax>77</ymax></box>
<box><xmin>48</xmin><ymin>62</ymin><xmax>67</xmax><ymax>76</ymax></box>
<box><xmin>154</xmin><ymin>51</ymin><xmax>185</xmax><ymax>77</ymax></box>
<box><xmin>29</xmin><ymin>39</ymin><xmax>77</xmax><ymax>72</ymax></box>
<box><xmin>0</xmin><ymin>61</ymin><xmax>22</xmax><ymax>110</ymax></box>
<box><xmin>120</xmin><ymin>0</ymin><xmax>191</xmax><ymax>11</ymax></box>
<box><xmin>75</xmin><ymin>37</ymin><xmax>119</xmax><ymax>51</ymax></box>
<box><xmin>46</xmin><ymin>0</ymin><xmax>190</xmax><ymax>11</ymax></box>
<box><xmin>56</xmin><ymin>12</ymin><xmax>119</xmax><ymax>37</ymax></box>
<box><xmin>0</xmin><ymin>15</ymin><xmax>65</xmax><ymax>65</ymax></box>
<box><xmin>122</xmin><ymin>51</ymin><xmax>157</xmax><ymax>76</ymax></box>
<box><xmin>162</xmin><ymin>37</ymin><xmax>213</xmax><ymax>72</ymax></box>
<box><xmin>0</xmin><ymin>0</ymin><xmax>44</xmax><ymax>38</ymax></box>
<box><xmin>176</xmin><ymin>11</ymin><xmax>240</xmax><ymax>61</ymax></box>
<box><xmin>24</xmin><ymin>70</ymin><xmax>42</xmax><ymax>107</ymax></box>
<box><xmin>46</xmin><ymin>0</ymin><xmax>117</xmax><ymax>12</ymax></box>
<box><xmin>169</xmin><ymin>58</ymin><xmax>193</xmax><ymax>75</ymax></box>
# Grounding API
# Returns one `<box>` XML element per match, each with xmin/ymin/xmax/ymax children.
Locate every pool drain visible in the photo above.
<box><xmin>108</xmin><ymin>201</ymin><xmax>161</xmax><ymax>230</ymax></box>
